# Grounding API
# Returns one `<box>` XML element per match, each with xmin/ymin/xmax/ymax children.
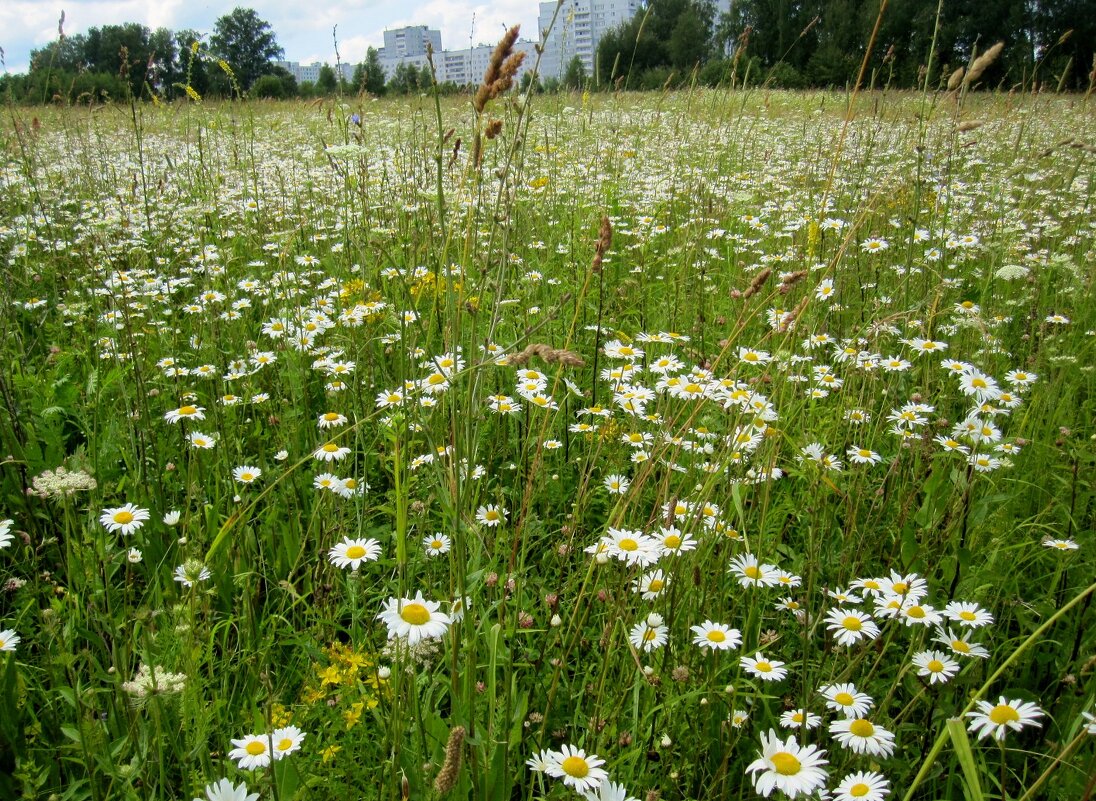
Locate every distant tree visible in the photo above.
<box><xmin>362</xmin><ymin>47</ymin><xmax>387</xmax><ymax>95</ymax></box>
<box><xmin>563</xmin><ymin>55</ymin><xmax>587</xmax><ymax>89</ymax></box>
<box><xmin>252</xmin><ymin>74</ymin><xmax>286</xmax><ymax>98</ymax></box>
<box><xmin>210</xmin><ymin>7</ymin><xmax>284</xmax><ymax>91</ymax></box>
<box><xmin>387</xmin><ymin>62</ymin><xmax>421</xmax><ymax>94</ymax></box>
<box><xmin>316</xmin><ymin>64</ymin><xmax>338</xmax><ymax>94</ymax></box>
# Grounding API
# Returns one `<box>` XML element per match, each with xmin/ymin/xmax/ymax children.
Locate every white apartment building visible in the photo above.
<box><xmin>537</xmin><ymin>0</ymin><xmax>644</xmax><ymax>81</ymax></box>
<box><xmin>274</xmin><ymin>61</ymin><xmax>354</xmax><ymax>85</ymax></box>
<box><xmin>440</xmin><ymin>40</ymin><xmax>539</xmax><ymax>87</ymax></box>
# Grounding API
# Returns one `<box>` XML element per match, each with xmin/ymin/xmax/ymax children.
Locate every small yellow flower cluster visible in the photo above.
<box><xmin>300</xmin><ymin>642</ymin><xmax>388</xmax><ymax>705</ymax></box>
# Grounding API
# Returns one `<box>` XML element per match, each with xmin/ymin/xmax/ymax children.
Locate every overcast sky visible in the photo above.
<box><xmin>1</xmin><ymin>0</ymin><xmax>542</xmax><ymax>74</ymax></box>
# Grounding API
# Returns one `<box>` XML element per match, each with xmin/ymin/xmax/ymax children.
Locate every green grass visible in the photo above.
<box><xmin>0</xmin><ymin>85</ymin><xmax>1094</xmax><ymax>801</ymax></box>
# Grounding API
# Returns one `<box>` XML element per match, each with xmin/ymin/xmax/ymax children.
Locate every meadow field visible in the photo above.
<box><xmin>1</xmin><ymin>83</ymin><xmax>1095</xmax><ymax>801</ymax></box>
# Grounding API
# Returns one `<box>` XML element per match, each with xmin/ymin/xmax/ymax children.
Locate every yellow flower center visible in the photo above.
<box><xmin>345</xmin><ymin>545</ymin><xmax>366</xmax><ymax>560</ymax></box>
<box><xmin>972</xmin><ymin>378</ymin><xmax>986</xmax><ymax>388</ymax></box>
<box><xmin>648</xmin><ymin>580</ymin><xmax>664</xmax><ymax>592</ymax></box>
<box><xmin>770</xmin><ymin>752</ymin><xmax>801</xmax><ymax>775</ymax></box>
<box><xmin>850</xmin><ymin>783</ymin><xmax>871</xmax><ymax>797</ymax></box>
<box><xmin>835</xmin><ymin>692</ymin><xmax>855</xmax><ymax>706</ymax></box>
<box><xmin>561</xmin><ymin>756</ymin><xmax>589</xmax><ymax>778</ymax></box>
<box><xmin>619</xmin><ymin>538</ymin><xmax>639</xmax><ymax>552</ymax></box>
<box><xmin>842</xmin><ymin>616</ymin><xmax>863</xmax><ymax>631</ymax></box>
<box><xmin>278</xmin><ymin>738</ymin><xmax>293</xmax><ymax>751</ymax></box>
<box><xmin>927</xmin><ymin>659</ymin><xmax>945</xmax><ymax>672</ymax></box>
<box><xmin>989</xmin><ymin>704</ymin><xmax>1020</xmax><ymax>725</ymax></box>
<box><xmin>849</xmin><ymin>719</ymin><xmax>875</xmax><ymax>737</ymax></box>
<box><xmin>245</xmin><ymin>741</ymin><xmax>267</xmax><ymax>756</ymax></box>
<box><xmin>755</xmin><ymin>661</ymin><xmax>772</xmax><ymax>672</ymax></box>
<box><xmin>344</xmin><ymin>479</ymin><xmax>358</xmax><ymax>490</ymax></box>
<box><xmin>431</xmin><ymin>540</ymin><xmax>443</xmax><ymax>549</ymax></box>
<box><xmin>744</xmin><ymin>566</ymin><xmax>761</xmax><ymax>579</ymax></box>
<box><xmin>952</xmin><ymin>639</ymin><xmax>971</xmax><ymax>653</ymax></box>
<box><xmin>178</xmin><ymin>405</ymin><xmax>197</xmax><ymax>416</ymax></box>
<box><xmin>323</xmin><ymin>412</ymin><xmax>340</xmax><ymax>421</ymax></box>
<box><xmin>959</xmin><ymin>611</ymin><xmax>976</xmax><ymax>621</ymax></box>
<box><xmin>485</xmin><ymin>511</ymin><xmax>499</xmax><ymax>521</ymax></box>
<box><xmin>906</xmin><ymin>606</ymin><xmax>926</xmax><ymax>619</ymax></box>
<box><xmin>643</xmin><ymin>629</ymin><xmax>658</xmax><ymax>642</ymax></box>
<box><xmin>241</xmin><ymin>473</ymin><xmax>254</xmax><ymax>481</ymax></box>
<box><xmin>113</xmin><ymin>511</ymin><xmax>135</xmax><ymax>524</ymax></box>
<box><xmin>891</xmin><ymin>582</ymin><xmax>908</xmax><ymax>594</ymax></box>
<box><xmin>400</xmin><ymin>603</ymin><xmax>431</xmax><ymax>626</ymax></box>
<box><xmin>706</xmin><ymin>630</ymin><xmax>726</xmax><ymax>643</ymax></box>
<box><xmin>322</xmin><ymin>443</ymin><xmax>340</xmax><ymax>453</ymax></box>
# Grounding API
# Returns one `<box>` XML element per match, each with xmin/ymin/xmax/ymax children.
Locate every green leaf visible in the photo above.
<box><xmin>945</xmin><ymin>717</ymin><xmax>985</xmax><ymax>801</ymax></box>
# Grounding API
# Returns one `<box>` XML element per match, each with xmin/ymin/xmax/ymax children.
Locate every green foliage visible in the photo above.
<box><xmin>209</xmin><ymin>7</ymin><xmax>284</xmax><ymax>91</ymax></box>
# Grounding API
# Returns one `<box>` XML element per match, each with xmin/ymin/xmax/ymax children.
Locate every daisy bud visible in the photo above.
<box><xmin>642</xmin><ymin>666</ymin><xmax>655</xmax><ymax>676</ymax></box>
<box><xmin>550</xmin><ymin>614</ymin><xmax>562</xmax><ymax>627</ymax></box>
<box><xmin>660</xmin><ymin>735</ymin><xmax>672</xmax><ymax>748</ymax></box>
<box><xmin>595</xmin><ymin>553</ymin><xmax>609</xmax><ymax>565</ymax></box>
<box><xmin>377</xmin><ymin>666</ymin><xmax>391</xmax><ymax>679</ymax></box>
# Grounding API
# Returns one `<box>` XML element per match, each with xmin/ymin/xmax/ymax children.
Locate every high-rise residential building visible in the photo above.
<box><xmin>537</xmin><ymin>0</ymin><xmax>644</xmax><ymax>81</ymax></box>
<box><xmin>376</xmin><ymin>25</ymin><xmax>444</xmax><ymax>78</ymax></box>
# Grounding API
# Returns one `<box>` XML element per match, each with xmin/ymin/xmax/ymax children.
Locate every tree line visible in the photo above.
<box><xmin>2</xmin><ymin>2</ymin><xmax>1091</xmax><ymax>104</ymax></box>
<box><xmin>596</xmin><ymin>0</ymin><xmax>1094</xmax><ymax>91</ymax></box>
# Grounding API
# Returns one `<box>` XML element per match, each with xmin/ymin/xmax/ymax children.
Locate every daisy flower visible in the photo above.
<box><xmin>99</xmin><ymin>504</ymin><xmax>150</xmax><ymax>536</ymax></box>
<box><xmin>656</xmin><ymin>525</ymin><xmax>696</xmax><ymax>555</ymax></box>
<box><xmin>604</xmin><ymin>474</ymin><xmax>630</xmax><ymax>494</ymax></box>
<box><xmin>0</xmin><ymin>628</ymin><xmax>20</xmax><ymax>652</ymax></box>
<box><xmin>545</xmin><ymin>744</ymin><xmax>608</xmax><ymax>793</ymax></box>
<box><xmin>0</xmin><ymin>519</ymin><xmax>14</xmax><ymax>549</ymax></box>
<box><xmin>829</xmin><ymin>717</ymin><xmax>896</xmax><ymax>757</ymax></box>
<box><xmin>690</xmin><ymin>621</ymin><xmax>742</xmax><ymax>651</ymax></box>
<box><xmin>1081</xmin><ymin>711</ymin><xmax>1096</xmax><ymax>735</ymax></box>
<box><xmin>934</xmin><ymin>627</ymin><xmax>990</xmax><ymax>659</ymax></box>
<box><xmin>819</xmin><ymin>683</ymin><xmax>874</xmax><ymax>718</ymax></box>
<box><xmin>634</xmin><ymin>569</ymin><xmax>669</xmax><ymax>600</ymax></box>
<box><xmin>912</xmin><ymin>650</ymin><xmax>960</xmax><ymax>684</ymax></box>
<box><xmin>779</xmin><ymin>709</ymin><xmax>821</xmax><ymax>730</ymax></box>
<box><xmin>476</xmin><ymin>504</ymin><xmax>507</xmax><ymax>527</ymax></box>
<box><xmin>173</xmin><ymin>561</ymin><xmax>211</xmax><ymax>587</ymax></box>
<box><xmin>847</xmin><ymin>446</ymin><xmax>882</xmax><ymax>465</ymax></box>
<box><xmin>825</xmin><ymin>608</ymin><xmax>881</xmax><ymax>646</ymax></box>
<box><xmin>164</xmin><ymin>404</ymin><xmax>205</xmax><ymax>424</ymax></box>
<box><xmin>833</xmin><ymin>770</ymin><xmax>890</xmax><ymax>801</ymax></box>
<box><xmin>604</xmin><ymin>528</ymin><xmax>660</xmax><ymax>566</ymax></box>
<box><xmin>271</xmin><ymin>725</ymin><xmax>306</xmax><ymax>759</ymax></box>
<box><xmin>328</xmin><ymin>537</ymin><xmax>382</xmax><ymax>570</ymax></box>
<box><xmin>228</xmin><ymin>734</ymin><xmax>273</xmax><ymax>770</ymax></box>
<box><xmin>745</xmin><ymin>729</ymin><xmax>829</xmax><ymax>799</ymax></box>
<box><xmin>526</xmin><ymin>748</ymin><xmax>555</xmax><ymax>773</ymax></box>
<box><xmin>192</xmin><ymin>778</ymin><xmax>259</xmax><ymax>801</ymax></box>
<box><xmin>943</xmin><ymin>601</ymin><xmax>994</xmax><ymax>628</ymax></box>
<box><xmin>729</xmin><ymin>553</ymin><xmax>780</xmax><ymax>588</ymax></box>
<box><xmin>966</xmin><ymin>697</ymin><xmax>1044</xmax><ymax>741</ymax></box>
<box><xmin>629</xmin><ymin>615</ymin><xmax>668</xmax><ymax>652</ymax></box>
<box><xmin>581</xmin><ymin>780</ymin><xmax>640</xmax><ymax>801</ymax></box>
<box><xmin>314</xmin><ymin>442</ymin><xmax>351</xmax><ymax>462</ymax></box>
<box><xmin>317</xmin><ymin>411</ymin><xmax>348</xmax><ymax>428</ymax></box>
<box><xmin>741</xmin><ymin>652</ymin><xmax>788</xmax><ymax>681</ymax></box>
<box><xmin>188</xmin><ymin>431</ymin><xmax>217</xmax><ymax>449</ymax></box>
<box><xmin>232</xmin><ymin>465</ymin><xmax>262</xmax><ymax>484</ymax></box>
<box><xmin>1043</xmin><ymin>538</ymin><xmax>1079</xmax><ymax>551</ymax></box>
<box><xmin>376</xmin><ymin>592</ymin><xmax>451</xmax><ymax>645</ymax></box>
<box><xmin>423</xmin><ymin>534</ymin><xmax>451</xmax><ymax>556</ymax></box>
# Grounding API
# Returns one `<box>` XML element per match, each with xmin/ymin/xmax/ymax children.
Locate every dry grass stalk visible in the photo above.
<box><xmin>778</xmin><ymin>270</ymin><xmax>807</xmax><ymax>294</ymax></box>
<box><xmin>742</xmin><ymin>268</ymin><xmax>772</xmax><ymax>299</ymax></box>
<box><xmin>473</xmin><ymin>26</ymin><xmax>524</xmax><ymax>114</ymax></box>
<box><xmin>508</xmin><ymin>343</ymin><xmax>585</xmax><ymax>367</ymax></box>
<box><xmin>592</xmin><ymin>215</ymin><xmax>612</xmax><ymax>274</ymax></box>
<box><xmin>946</xmin><ymin>66</ymin><xmax>965</xmax><ymax>91</ymax></box>
<box><xmin>956</xmin><ymin>120</ymin><xmax>984</xmax><ymax>132</ymax></box>
<box><xmin>964</xmin><ymin>41</ymin><xmax>1004</xmax><ymax>87</ymax></box>
<box><xmin>433</xmin><ymin>726</ymin><xmax>466</xmax><ymax>794</ymax></box>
